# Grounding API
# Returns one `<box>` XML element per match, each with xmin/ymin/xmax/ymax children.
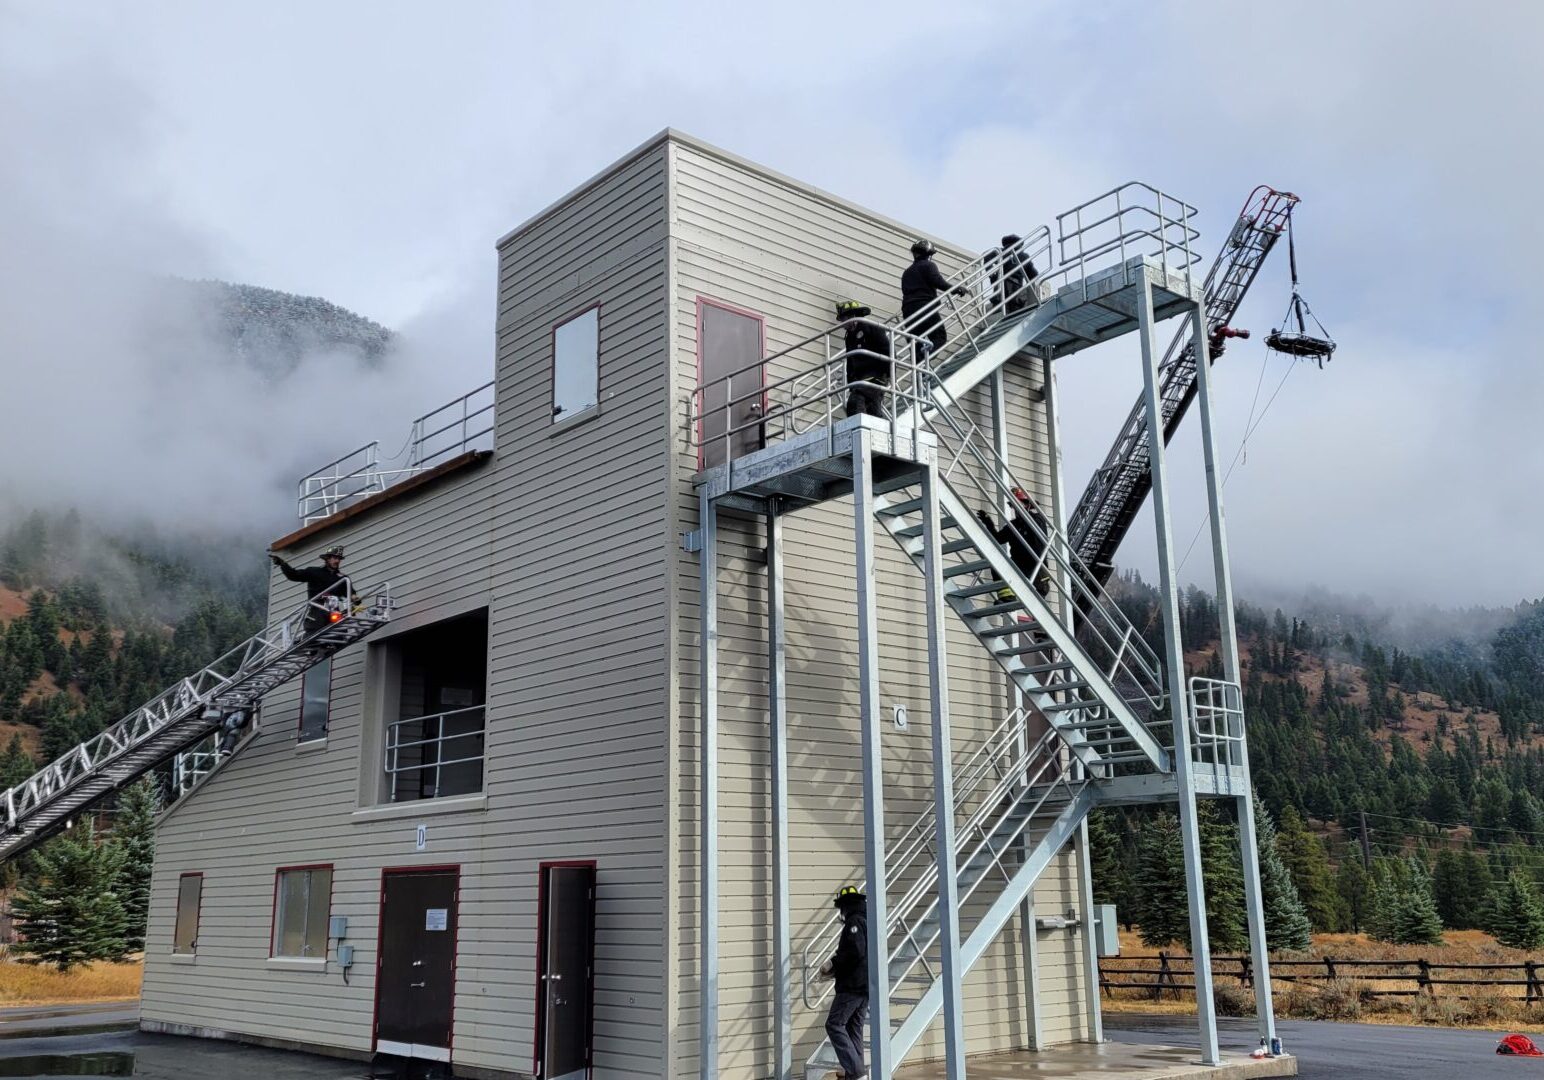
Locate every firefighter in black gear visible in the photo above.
<box><xmin>901</xmin><ymin>238</ymin><xmax>968</xmax><ymax>359</ymax></box>
<box><xmin>976</xmin><ymin>487</ymin><xmax>1054</xmax><ymax>604</ymax></box>
<box><xmin>270</xmin><ymin>545</ymin><xmax>354</xmax><ymax>633</ymax></box>
<box><xmin>836</xmin><ymin>300</ymin><xmax>892</xmax><ymax>419</ymax></box>
<box><xmin>993</xmin><ymin>233</ymin><xmax>1040</xmax><ymax>315</ymax></box>
<box><xmin>819</xmin><ymin>885</ymin><xmax>870</xmax><ymax>1079</ymax></box>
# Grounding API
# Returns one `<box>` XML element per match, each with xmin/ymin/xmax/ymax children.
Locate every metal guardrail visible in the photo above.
<box><xmin>296</xmin><ymin>380</ymin><xmax>495</xmax><ymax>524</ymax></box>
<box><xmin>385</xmin><ymin>704</ymin><xmax>486</xmax><ymax>802</ymax></box>
<box><xmin>1188</xmin><ymin>677</ymin><xmax>1244</xmax><ymax>766</ymax></box>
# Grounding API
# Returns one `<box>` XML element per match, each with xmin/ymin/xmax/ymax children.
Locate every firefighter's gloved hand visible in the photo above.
<box><xmin>819</xmin><ymin>961</ymin><xmax>834</xmax><ymax>980</ymax></box>
<box><xmin>269</xmin><ymin>554</ymin><xmax>283</xmax><ymax>566</ymax></box>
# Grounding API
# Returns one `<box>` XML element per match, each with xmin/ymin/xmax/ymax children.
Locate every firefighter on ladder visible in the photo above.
<box><xmin>269</xmin><ymin>544</ymin><xmax>357</xmax><ymax>633</ymax></box>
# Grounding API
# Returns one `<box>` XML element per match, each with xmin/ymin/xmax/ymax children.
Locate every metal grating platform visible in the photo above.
<box><xmin>694</xmin><ymin>415</ymin><xmax>936</xmax><ymax>512</ymax></box>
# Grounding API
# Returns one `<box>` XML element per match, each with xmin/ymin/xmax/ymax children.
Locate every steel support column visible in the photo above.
<box><xmin>1044</xmin><ymin>353</ymin><xmax>1104</xmax><ymax>1045</ymax></box>
<box><xmin>767</xmin><ymin>501</ymin><xmax>793</xmax><ymax>1079</ymax></box>
<box><xmin>698</xmin><ymin>491</ymin><xmax>720</xmax><ymax>1078</ymax></box>
<box><xmin>853</xmin><ymin>431</ymin><xmax>893</xmax><ymax>1078</ymax></box>
<box><xmin>921</xmin><ymin>464</ymin><xmax>966</xmax><ymax>1079</ymax></box>
<box><xmin>1137</xmin><ymin>280</ymin><xmax>1220</xmax><ymax>1066</ymax></box>
<box><xmin>1192</xmin><ymin>306</ymin><xmax>1278</xmax><ymax>1050</ymax></box>
<box><xmin>993</xmin><ymin>369</ymin><xmax>1042</xmax><ymax>1049</ymax></box>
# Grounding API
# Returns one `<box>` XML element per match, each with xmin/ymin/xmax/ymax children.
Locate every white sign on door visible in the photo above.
<box><xmin>425</xmin><ymin>908</ymin><xmax>448</xmax><ymax>932</ymax></box>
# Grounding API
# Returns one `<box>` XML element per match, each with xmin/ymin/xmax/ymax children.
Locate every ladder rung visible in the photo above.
<box><xmin>876</xmin><ymin>497</ymin><xmax>923</xmax><ymax>517</ymax></box>
<box><xmin>895</xmin><ymin>517</ymin><xmax>961</xmax><ymax>540</ymax></box>
<box><xmin>946</xmin><ymin>581</ymin><xmax>1002</xmax><ymax>599</ymax></box>
<box><xmin>942</xmin><ymin>559</ymin><xmax>991</xmax><ymax>578</ymax></box>
<box><xmin>977</xmin><ymin>622</ymin><xmax>1042</xmax><ymax>639</ymax></box>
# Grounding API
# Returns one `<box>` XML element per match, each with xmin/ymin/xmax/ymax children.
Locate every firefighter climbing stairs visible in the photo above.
<box><xmin>0</xmin><ymin>580</ymin><xmax>393</xmax><ymax>863</ymax></box>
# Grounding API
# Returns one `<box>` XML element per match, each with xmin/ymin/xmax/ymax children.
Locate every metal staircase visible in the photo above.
<box><xmin>801</xmin><ymin>716</ymin><xmax>1094</xmax><ymax>1078</ymax></box>
<box><xmin>1067</xmin><ymin>186</ymin><xmax>1299</xmax><ymax>580</ymax></box>
<box><xmin>0</xmin><ymin>580</ymin><xmax>392</xmax><ymax>862</ymax></box>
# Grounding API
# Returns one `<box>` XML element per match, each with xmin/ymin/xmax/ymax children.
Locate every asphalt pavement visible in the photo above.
<box><xmin>1108</xmin><ymin>1012</ymin><xmax>1538</xmax><ymax>1079</ymax></box>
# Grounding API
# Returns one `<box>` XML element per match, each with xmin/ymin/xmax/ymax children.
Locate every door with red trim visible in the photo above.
<box><xmin>377</xmin><ymin>869</ymin><xmax>458</xmax><ymax>1063</ymax></box>
<box><xmin>536</xmin><ymin>863</ymin><xmax>596</xmax><ymax>1080</ymax></box>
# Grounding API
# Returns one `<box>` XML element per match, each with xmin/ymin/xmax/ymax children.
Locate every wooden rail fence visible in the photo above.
<box><xmin>1100</xmin><ymin>952</ymin><xmax>1544</xmax><ymax>1005</ymax></box>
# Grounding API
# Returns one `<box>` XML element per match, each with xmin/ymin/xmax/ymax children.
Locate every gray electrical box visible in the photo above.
<box><xmin>337</xmin><ymin>944</ymin><xmax>355</xmax><ymax>969</ymax></box>
<box><xmin>1094</xmin><ymin>904</ymin><xmax>1120</xmax><ymax>957</ymax></box>
<box><xmin>329</xmin><ymin>915</ymin><xmax>348</xmax><ymax>940</ymax></box>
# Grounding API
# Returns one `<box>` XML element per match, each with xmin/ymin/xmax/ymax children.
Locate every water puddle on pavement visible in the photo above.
<box><xmin>0</xmin><ymin>1052</ymin><xmax>134</xmax><ymax>1077</ymax></box>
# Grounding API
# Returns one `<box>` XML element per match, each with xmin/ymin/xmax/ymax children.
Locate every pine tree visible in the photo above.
<box><xmin>1198</xmin><ymin>801</ymin><xmax>1247</xmax><ymax>953</ymax></box>
<box><xmin>11</xmin><ymin>833</ymin><xmax>130</xmax><ymax>971</ymax></box>
<box><xmin>1134</xmin><ymin>811</ymin><xmax>1189</xmax><ymax>948</ymax></box>
<box><xmin>1252</xmin><ymin>795</ymin><xmax>1312</xmax><ymax>951</ymax></box>
<box><xmin>1087</xmin><ymin>809</ymin><xmax>1128</xmax><ymax>912</ymax></box>
<box><xmin>1274</xmin><ymin>806</ymin><xmax>1341</xmax><ymax>931</ymax></box>
<box><xmin>111</xmin><ymin>779</ymin><xmax>159</xmax><ymax>954</ymax></box>
<box><xmin>1369</xmin><ymin>858</ymin><xmax>1444</xmax><ymax>945</ymax></box>
<box><xmin>0</xmin><ymin>733</ymin><xmax>34</xmax><ymax>788</ymax></box>
<box><xmin>1336</xmin><ymin>858</ymin><xmax>1371</xmax><ymax>933</ymax></box>
<box><xmin>1487</xmin><ymin>871</ymin><xmax>1544</xmax><ymax>950</ymax></box>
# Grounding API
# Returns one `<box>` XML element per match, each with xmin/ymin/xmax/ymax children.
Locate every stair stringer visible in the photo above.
<box><xmin>879</xmin><ymin>481</ymin><xmax>1169</xmax><ymax>772</ymax></box>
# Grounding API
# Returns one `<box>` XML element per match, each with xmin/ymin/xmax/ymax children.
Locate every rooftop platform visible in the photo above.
<box><xmin>1010</xmin><ymin>253</ymin><xmax>1204</xmax><ymax>362</ymax></box>
<box><xmin>694</xmin><ymin>415</ymin><xmax>936</xmax><ymax>514</ymax></box>
<box><xmin>1095</xmin><ymin>764</ymin><xmax>1252</xmax><ymax>806</ymax></box>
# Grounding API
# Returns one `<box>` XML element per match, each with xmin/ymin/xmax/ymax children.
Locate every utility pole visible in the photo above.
<box><xmin>1359</xmin><ymin>810</ymin><xmax>1372</xmax><ymax>870</ymax></box>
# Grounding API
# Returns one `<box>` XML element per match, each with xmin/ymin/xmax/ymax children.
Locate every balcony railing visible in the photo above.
<box><xmin>296</xmin><ymin>380</ymin><xmax>495</xmax><ymax>524</ymax></box>
<box><xmin>384</xmin><ymin>705</ymin><xmax>486</xmax><ymax>802</ymax></box>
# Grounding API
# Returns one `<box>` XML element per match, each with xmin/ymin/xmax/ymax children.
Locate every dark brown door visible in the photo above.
<box><xmin>536</xmin><ymin>863</ymin><xmax>595</xmax><ymax>1080</ymax></box>
<box><xmin>376</xmin><ymin>869</ymin><xmax>458</xmax><ymax>1063</ymax></box>
<box><xmin>697</xmin><ymin>299</ymin><xmax>765</xmax><ymax>469</ymax></box>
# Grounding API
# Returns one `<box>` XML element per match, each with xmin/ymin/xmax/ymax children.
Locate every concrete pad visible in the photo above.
<box><xmin>894</xmin><ymin>1041</ymin><xmax>1296</xmax><ymax>1079</ymax></box>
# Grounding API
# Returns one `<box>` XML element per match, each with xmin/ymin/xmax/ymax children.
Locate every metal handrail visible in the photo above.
<box><xmin>799</xmin><ymin>721</ymin><xmax>1083</xmax><ymax>1010</ymax></box>
<box><xmin>1</xmin><ymin>577</ymin><xmax>392</xmax><ymax>834</ymax></box>
<box><xmin>408</xmin><ymin>380</ymin><xmax>496</xmax><ymax>469</ymax></box>
<box><xmin>384</xmin><ymin>704</ymin><xmax>487</xmax><ymax>802</ymax></box>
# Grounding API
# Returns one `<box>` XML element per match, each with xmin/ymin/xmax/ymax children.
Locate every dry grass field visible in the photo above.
<box><xmin>0</xmin><ymin>958</ymin><xmax>142</xmax><ymax>1007</ymax></box>
<box><xmin>1101</xmin><ymin>929</ymin><xmax>1544</xmax><ymax>1031</ymax></box>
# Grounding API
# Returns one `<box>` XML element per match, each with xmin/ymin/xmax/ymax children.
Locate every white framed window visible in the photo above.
<box><xmin>172</xmin><ymin>873</ymin><xmax>202</xmax><ymax>955</ymax></box>
<box><xmin>551</xmin><ymin>306</ymin><xmax>599</xmax><ymax>424</ymax></box>
<box><xmin>271</xmin><ymin>865</ymin><xmax>333</xmax><ymax>958</ymax></box>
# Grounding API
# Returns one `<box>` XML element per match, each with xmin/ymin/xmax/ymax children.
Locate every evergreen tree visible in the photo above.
<box><xmin>1252</xmin><ymin>795</ymin><xmax>1312</xmax><ymax>951</ymax></box>
<box><xmin>0</xmin><ymin>733</ymin><xmax>34</xmax><ymax>788</ymax></box>
<box><xmin>1369</xmin><ymin>857</ymin><xmax>1444</xmax><ymax>945</ymax></box>
<box><xmin>111</xmin><ymin>779</ymin><xmax>158</xmax><ymax>954</ymax></box>
<box><xmin>1487</xmin><ymin>871</ymin><xmax>1544</xmax><ymax>950</ymax></box>
<box><xmin>11</xmin><ymin>833</ymin><xmax>129</xmax><ymax>971</ymax></box>
<box><xmin>1336</xmin><ymin>858</ymin><xmax>1371</xmax><ymax>933</ymax></box>
<box><xmin>1198</xmin><ymin>802</ymin><xmax>1248</xmax><ymax>953</ymax></box>
<box><xmin>1134</xmin><ymin>811</ymin><xmax>1189</xmax><ymax>948</ymax></box>
<box><xmin>1275</xmin><ymin>806</ymin><xmax>1342</xmax><ymax>930</ymax></box>
<box><xmin>1087</xmin><ymin>809</ymin><xmax>1128</xmax><ymax>913</ymax></box>
<box><xmin>1432</xmin><ymin>848</ymin><xmax>1492</xmax><ymax>929</ymax></box>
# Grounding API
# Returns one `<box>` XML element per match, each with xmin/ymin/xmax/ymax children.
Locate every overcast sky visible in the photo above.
<box><xmin>1</xmin><ymin>1</ymin><xmax>1538</xmax><ymax>607</ymax></box>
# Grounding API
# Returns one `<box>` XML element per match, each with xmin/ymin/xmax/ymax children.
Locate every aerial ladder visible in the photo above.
<box><xmin>0</xmin><ymin>579</ymin><xmax>392</xmax><ymax>863</ymax></box>
<box><xmin>1065</xmin><ymin>186</ymin><xmax>1300</xmax><ymax>580</ymax></box>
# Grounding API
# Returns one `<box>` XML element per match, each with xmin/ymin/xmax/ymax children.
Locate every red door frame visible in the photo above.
<box><xmin>371</xmin><ymin>864</ymin><xmax>462</xmax><ymax>1061</ymax></box>
<box><xmin>694</xmin><ymin>296</ymin><xmax>767</xmax><ymax>470</ymax></box>
<box><xmin>532</xmin><ymin>860</ymin><xmax>598</xmax><ymax>1079</ymax></box>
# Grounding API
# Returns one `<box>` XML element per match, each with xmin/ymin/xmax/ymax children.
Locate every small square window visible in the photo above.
<box><xmin>172</xmin><ymin>873</ymin><xmax>202</xmax><ymax>955</ymax></box>
<box><xmin>552</xmin><ymin>307</ymin><xmax>599</xmax><ymax>423</ymax></box>
<box><xmin>272</xmin><ymin>866</ymin><xmax>333</xmax><ymax>958</ymax></box>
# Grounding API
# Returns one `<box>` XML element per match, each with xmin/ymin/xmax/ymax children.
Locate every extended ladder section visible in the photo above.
<box><xmin>0</xmin><ymin>580</ymin><xmax>393</xmax><ymax>863</ymax></box>
<box><xmin>1067</xmin><ymin>186</ymin><xmax>1299</xmax><ymax>580</ymax></box>
<box><xmin>801</xmin><ymin>718</ymin><xmax>1094</xmax><ymax>1077</ymax></box>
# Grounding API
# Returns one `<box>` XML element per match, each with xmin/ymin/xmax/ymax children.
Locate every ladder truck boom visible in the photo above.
<box><xmin>1066</xmin><ymin>185</ymin><xmax>1299</xmax><ymax>580</ymax></box>
<box><xmin>0</xmin><ymin>579</ymin><xmax>393</xmax><ymax>864</ymax></box>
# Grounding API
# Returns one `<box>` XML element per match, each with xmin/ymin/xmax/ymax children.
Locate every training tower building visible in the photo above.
<box><xmin>1</xmin><ymin>130</ymin><xmax>1296</xmax><ymax>1079</ymax></box>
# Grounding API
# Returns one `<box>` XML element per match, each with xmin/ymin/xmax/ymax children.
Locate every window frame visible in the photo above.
<box><xmin>269</xmin><ymin>864</ymin><xmax>335</xmax><ymax>960</ymax></box>
<box><xmin>172</xmin><ymin>872</ymin><xmax>203</xmax><ymax>956</ymax></box>
<box><xmin>297</xmin><ymin>657</ymin><xmax>332</xmax><ymax>744</ymax></box>
<box><xmin>548</xmin><ymin>303</ymin><xmax>602</xmax><ymax>429</ymax></box>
